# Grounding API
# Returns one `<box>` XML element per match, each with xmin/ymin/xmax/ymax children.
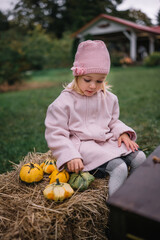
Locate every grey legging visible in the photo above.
<box><xmin>105</xmin><ymin>150</ymin><xmax>146</xmax><ymax>196</ymax></box>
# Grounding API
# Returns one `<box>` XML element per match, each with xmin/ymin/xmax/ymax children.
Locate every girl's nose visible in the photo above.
<box><xmin>90</xmin><ymin>82</ymin><xmax>96</xmax><ymax>88</ymax></box>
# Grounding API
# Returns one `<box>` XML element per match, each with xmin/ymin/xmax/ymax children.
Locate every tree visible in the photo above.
<box><xmin>157</xmin><ymin>9</ymin><xmax>160</xmax><ymax>25</ymax></box>
<box><xmin>12</xmin><ymin>0</ymin><xmax>123</xmax><ymax>37</ymax></box>
<box><xmin>113</xmin><ymin>9</ymin><xmax>152</xmax><ymax>26</ymax></box>
<box><xmin>128</xmin><ymin>9</ymin><xmax>152</xmax><ymax>26</ymax></box>
<box><xmin>62</xmin><ymin>0</ymin><xmax>123</xmax><ymax>31</ymax></box>
<box><xmin>0</xmin><ymin>11</ymin><xmax>10</xmax><ymax>31</ymax></box>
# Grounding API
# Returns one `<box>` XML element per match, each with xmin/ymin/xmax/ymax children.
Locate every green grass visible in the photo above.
<box><xmin>0</xmin><ymin>66</ymin><xmax>160</xmax><ymax>173</ymax></box>
<box><xmin>25</xmin><ymin>68</ymin><xmax>73</xmax><ymax>83</ymax></box>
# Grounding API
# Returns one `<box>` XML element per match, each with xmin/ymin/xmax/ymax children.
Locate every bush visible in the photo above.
<box><xmin>0</xmin><ymin>29</ymin><xmax>29</xmax><ymax>85</ymax></box>
<box><xmin>0</xmin><ymin>27</ymin><xmax>73</xmax><ymax>85</ymax></box>
<box><xmin>144</xmin><ymin>52</ymin><xmax>160</xmax><ymax>66</ymax></box>
<box><xmin>110</xmin><ymin>52</ymin><xmax>124</xmax><ymax>66</ymax></box>
<box><xmin>22</xmin><ymin>25</ymin><xmax>52</xmax><ymax>70</ymax></box>
<box><xmin>22</xmin><ymin>26</ymin><xmax>73</xmax><ymax>70</ymax></box>
<box><xmin>46</xmin><ymin>32</ymin><xmax>73</xmax><ymax>69</ymax></box>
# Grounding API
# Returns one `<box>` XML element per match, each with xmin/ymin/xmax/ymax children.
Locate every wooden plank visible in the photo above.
<box><xmin>108</xmin><ymin>208</ymin><xmax>127</xmax><ymax>239</ymax></box>
<box><xmin>109</xmin><ymin>206</ymin><xmax>160</xmax><ymax>239</ymax></box>
<box><xmin>107</xmin><ymin>145</ymin><xmax>160</xmax><ymax>223</ymax></box>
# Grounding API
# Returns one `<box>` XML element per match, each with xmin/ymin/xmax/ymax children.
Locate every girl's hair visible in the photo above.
<box><xmin>65</xmin><ymin>76</ymin><xmax>111</xmax><ymax>95</ymax></box>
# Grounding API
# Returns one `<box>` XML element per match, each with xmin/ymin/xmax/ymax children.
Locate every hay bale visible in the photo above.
<box><xmin>0</xmin><ymin>151</ymin><xmax>109</xmax><ymax>240</ymax></box>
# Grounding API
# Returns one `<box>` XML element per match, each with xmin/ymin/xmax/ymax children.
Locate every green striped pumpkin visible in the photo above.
<box><xmin>68</xmin><ymin>171</ymin><xmax>95</xmax><ymax>191</ymax></box>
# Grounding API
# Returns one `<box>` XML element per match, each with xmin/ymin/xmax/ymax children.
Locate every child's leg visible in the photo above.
<box><xmin>105</xmin><ymin>158</ymin><xmax>128</xmax><ymax>196</ymax></box>
<box><xmin>122</xmin><ymin>150</ymin><xmax>146</xmax><ymax>174</ymax></box>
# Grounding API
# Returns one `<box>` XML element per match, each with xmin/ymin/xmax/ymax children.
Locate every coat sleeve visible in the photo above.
<box><xmin>109</xmin><ymin>96</ymin><xmax>137</xmax><ymax>141</ymax></box>
<box><xmin>45</xmin><ymin>102</ymin><xmax>82</xmax><ymax>170</ymax></box>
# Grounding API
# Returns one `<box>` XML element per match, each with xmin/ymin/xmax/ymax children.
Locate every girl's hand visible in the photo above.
<box><xmin>67</xmin><ymin>158</ymin><xmax>84</xmax><ymax>173</ymax></box>
<box><xmin>118</xmin><ymin>133</ymin><xmax>139</xmax><ymax>152</ymax></box>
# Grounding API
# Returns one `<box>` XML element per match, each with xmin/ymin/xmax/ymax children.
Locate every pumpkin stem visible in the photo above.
<box><xmin>27</xmin><ymin>163</ymin><xmax>34</xmax><ymax>173</ymax></box>
<box><xmin>56</xmin><ymin>178</ymin><xmax>60</xmax><ymax>185</ymax></box>
<box><xmin>27</xmin><ymin>163</ymin><xmax>40</xmax><ymax>174</ymax></box>
<box><xmin>30</xmin><ymin>163</ymin><xmax>35</xmax><ymax>168</ymax></box>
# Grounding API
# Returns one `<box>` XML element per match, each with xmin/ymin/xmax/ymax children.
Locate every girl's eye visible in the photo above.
<box><xmin>84</xmin><ymin>79</ymin><xmax>91</xmax><ymax>82</ymax></box>
<box><xmin>97</xmin><ymin>81</ymin><xmax>103</xmax><ymax>83</ymax></box>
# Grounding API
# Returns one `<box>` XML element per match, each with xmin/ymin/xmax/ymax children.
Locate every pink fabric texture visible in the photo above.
<box><xmin>71</xmin><ymin>40</ymin><xmax>110</xmax><ymax>76</ymax></box>
<box><xmin>45</xmin><ymin>88</ymin><xmax>136</xmax><ymax>171</ymax></box>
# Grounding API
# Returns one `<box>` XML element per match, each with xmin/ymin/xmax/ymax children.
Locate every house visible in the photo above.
<box><xmin>72</xmin><ymin>14</ymin><xmax>160</xmax><ymax>61</ymax></box>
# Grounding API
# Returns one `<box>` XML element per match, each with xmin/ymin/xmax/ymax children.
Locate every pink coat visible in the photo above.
<box><xmin>45</xmin><ymin>87</ymin><xmax>136</xmax><ymax>171</ymax></box>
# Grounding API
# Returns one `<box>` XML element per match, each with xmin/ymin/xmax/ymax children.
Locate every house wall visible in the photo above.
<box><xmin>77</xmin><ymin>19</ymin><xmax>127</xmax><ymax>38</ymax></box>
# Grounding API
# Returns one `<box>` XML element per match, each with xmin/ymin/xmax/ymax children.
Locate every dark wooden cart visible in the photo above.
<box><xmin>107</xmin><ymin>145</ymin><xmax>160</xmax><ymax>240</ymax></box>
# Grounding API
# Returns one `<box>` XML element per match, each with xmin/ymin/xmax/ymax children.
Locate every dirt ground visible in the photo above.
<box><xmin>0</xmin><ymin>81</ymin><xmax>58</xmax><ymax>93</ymax></box>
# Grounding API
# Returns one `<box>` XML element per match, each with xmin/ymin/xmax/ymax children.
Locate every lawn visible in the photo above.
<box><xmin>0</xmin><ymin>66</ymin><xmax>160</xmax><ymax>174</ymax></box>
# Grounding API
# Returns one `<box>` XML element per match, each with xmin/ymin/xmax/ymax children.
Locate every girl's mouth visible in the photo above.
<box><xmin>86</xmin><ymin>90</ymin><xmax>94</xmax><ymax>93</ymax></box>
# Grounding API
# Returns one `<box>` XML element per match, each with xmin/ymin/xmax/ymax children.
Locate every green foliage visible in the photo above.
<box><xmin>0</xmin><ymin>11</ymin><xmax>10</xmax><ymax>31</ymax></box>
<box><xmin>12</xmin><ymin>0</ymin><xmax>124</xmax><ymax>37</ymax></box>
<box><xmin>0</xmin><ymin>26</ymin><xmax>73</xmax><ymax>85</ymax></box>
<box><xmin>144</xmin><ymin>52</ymin><xmax>160</xmax><ymax>66</ymax></box>
<box><xmin>0</xmin><ymin>46</ymin><xmax>20</xmax><ymax>84</ymax></box>
<box><xmin>71</xmin><ymin>38</ymin><xmax>80</xmax><ymax>61</ymax></box>
<box><xmin>63</xmin><ymin>0</ymin><xmax>120</xmax><ymax>32</ymax></box>
<box><xmin>22</xmin><ymin>25</ymin><xmax>52</xmax><ymax>70</ymax></box>
<box><xmin>156</xmin><ymin>9</ymin><xmax>160</xmax><ymax>25</ymax></box>
<box><xmin>0</xmin><ymin>29</ymin><xmax>28</xmax><ymax>85</ymax></box>
<box><xmin>22</xmin><ymin>26</ymin><xmax>73</xmax><ymax>70</ymax></box>
<box><xmin>115</xmin><ymin>9</ymin><xmax>152</xmax><ymax>26</ymax></box>
<box><xmin>46</xmin><ymin>32</ymin><xmax>73</xmax><ymax>69</ymax></box>
<box><xmin>110</xmin><ymin>52</ymin><xmax>124</xmax><ymax>66</ymax></box>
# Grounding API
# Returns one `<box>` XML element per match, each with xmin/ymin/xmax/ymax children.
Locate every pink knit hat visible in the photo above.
<box><xmin>71</xmin><ymin>40</ymin><xmax>110</xmax><ymax>76</ymax></box>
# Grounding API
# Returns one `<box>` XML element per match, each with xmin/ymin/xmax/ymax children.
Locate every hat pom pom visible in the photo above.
<box><xmin>71</xmin><ymin>67</ymin><xmax>85</xmax><ymax>76</ymax></box>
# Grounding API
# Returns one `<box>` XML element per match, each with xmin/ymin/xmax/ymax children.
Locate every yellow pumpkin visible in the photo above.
<box><xmin>40</xmin><ymin>158</ymin><xmax>57</xmax><ymax>174</ymax></box>
<box><xmin>19</xmin><ymin>162</ymin><xmax>43</xmax><ymax>183</ymax></box>
<box><xmin>49</xmin><ymin>169</ymin><xmax>69</xmax><ymax>184</ymax></box>
<box><xmin>43</xmin><ymin>178</ymin><xmax>74</xmax><ymax>202</ymax></box>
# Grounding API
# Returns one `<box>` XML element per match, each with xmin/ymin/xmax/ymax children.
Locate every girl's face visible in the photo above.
<box><xmin>77</xmin><ymin>73</ymin><xmax>107</xmax><ymax>96</ymax></box>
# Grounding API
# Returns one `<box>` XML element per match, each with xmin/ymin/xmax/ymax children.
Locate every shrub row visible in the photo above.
<box><xmin>143</xmin><ymin>52</ymin><xmax>160</xmax><ymax>66</ymax></box>
<box><xmin>111</xmin><ymin>51</ymin><xmax>160</xmax><ymax>67</ymax></box>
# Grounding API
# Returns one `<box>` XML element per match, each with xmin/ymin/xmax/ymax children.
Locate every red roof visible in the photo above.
<box><xmin>151</xmin><ymin>26</ymin><xmax>160</xmax><ymax>31</ymax></box>
<box><xmin>72</xmin><ymin>14</ymin><xmax>160</xmax><ymax>37</ymax></box>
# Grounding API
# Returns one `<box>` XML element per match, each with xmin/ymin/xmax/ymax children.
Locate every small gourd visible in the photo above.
<box><xmin>49</xmin><ymin>169</ymin><xmax>69</xmax><ymax>184</ymax></box>
<box><xmin>40</xmin><ymin>158</ymin><xmax>57</xmax><ymax>174</ymax></box>
<box><xmin>43</xmin><ymin>178</ymin><xmax>74</xmax><ymax>202</ymax></box>
<box><xmin>68</xmin><ymin>171</ymin><xmax>95</xmax><ymax>191</ymax></box>
<box><xmin>20</xmin><ymin>162</ymin><xmax>43</xmax><ymax>183</ymax></box>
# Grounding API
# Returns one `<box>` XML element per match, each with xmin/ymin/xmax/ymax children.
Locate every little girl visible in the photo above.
<box><xmin>45</xmin><ymin>40</ymin><xmax>146</xmax><ymax>196</ymax></box>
